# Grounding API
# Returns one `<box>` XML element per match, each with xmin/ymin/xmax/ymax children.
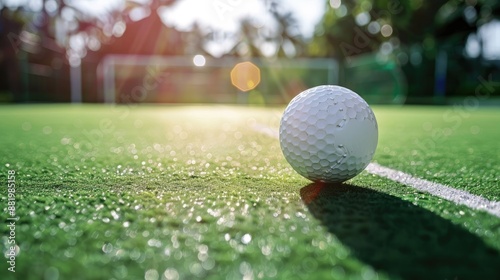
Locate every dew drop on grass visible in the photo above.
<box><xmin>144</xmin><ymin>269</ymin><xmax>159</xmax><ymax>280</ymax></box>
<box><xmin>189</xmin><ymin>263</ymin><xmax>204</xmax><ymax>276</ymax></box>
<box><xmin>60</xmin><ymin>137</ymin><xmax>71</xmax><ymax>145</ymax></box>
<box><xmin>241</xmin><ymin>234</ymin><xmax>252</xmax><ymax>244</ymax></box>
<box><xmin>111</xmin><ymin>211</ymin><xmax>120</xmax><ymax>220</ymax></box>
<box><xmin>164</xmin><ymin>248</ymin><xmax>171</xmax><ymax>257</ymax></box>
<box><xmin>130</xmin><ymin>249</ymin><xmax>142</xmax><ymax>261</ymax></box>
<box><xmin>202</xmin><ymin>258</ymin><xmax>215</xmax><ymax>271</ymax></box>
<box><xmin>239</xmin><ymin>261</ymin><xmax>253</xmax><ymax>277</ymax></box>
<box><xmin>261</xmin><ymin>245</ymin><xmax>272</xmax><ymax>256</ymax></box>
<box><xmin>173</xmin><ymin>250</ymin><xmax>183</xmax><ymax>260</ymax></box>
<box><xmin>148</xmin><ymin>239</ymin><xmax>162</xmax><ymax>248</ymax></box>
<box><xmin>163</xmin><ymin>268</ymin><xmax>179</xmax><ymax>280</ymax></box>
<box><xmin>34</xmin><ymin>231</ymin><xmax>42</xmax><ymax>239</ymax></box>
<box><xmin>102</xmin><ymin>243</ymin><xmax>113</xmax><ymax>254</ymax></box>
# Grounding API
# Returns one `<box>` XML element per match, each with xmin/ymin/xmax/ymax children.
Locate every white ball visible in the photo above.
<box><xmin>279</xmin><ymin>85</ymin><xmax>378</xmax><ymax>183</ymax></box>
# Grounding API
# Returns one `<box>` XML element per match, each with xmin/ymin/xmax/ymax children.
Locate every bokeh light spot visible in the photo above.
<box><xmin>381</xmin><ymin>24</ymin><xmax>393</xmax><ymax>37</ymax></box>
<box><xmin>230</xmin><ymin>62</ymin><xmax>261</xmax><ymax>92</ymax></box>
<box><xmin>330</xmin><ymin>0</ymin><xmax>341</xmax><ymax>9</ymax></box>
<box><xmin>193</xmin><ymin>55</ymin><xmax>206</xmax><ymax>67</ymax></box>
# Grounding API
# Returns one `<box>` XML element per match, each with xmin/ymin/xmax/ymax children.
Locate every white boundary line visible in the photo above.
<box><xmin>255</xmin><ymin>125</ymin><xmax>500</xmax><ymax>218</ymax></box>
<box><xmin>365</xmin><ymin>163</ymin><xmax>500</xmax><ymax>218</ymax></box>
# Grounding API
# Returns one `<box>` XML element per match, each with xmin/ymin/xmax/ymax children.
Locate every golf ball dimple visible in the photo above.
<box><xmin>279</xmin><ymin>85</ymin><xmax>378</xmax><ymax>183</ymax></box>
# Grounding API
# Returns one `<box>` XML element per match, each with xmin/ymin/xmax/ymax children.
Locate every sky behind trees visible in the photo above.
<box><xmin>1</xmin><ymin>0</ymin><xmax>325</xmax><ymax>37</ymax></box>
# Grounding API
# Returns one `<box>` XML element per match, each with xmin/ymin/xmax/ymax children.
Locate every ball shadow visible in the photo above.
<box><xmin>300</xmin><ymin>182</ymin><xmax>500</xmax><ymax>279</ymax></box>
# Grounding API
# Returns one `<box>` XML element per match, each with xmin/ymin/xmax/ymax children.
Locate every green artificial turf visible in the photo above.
<box><xmin>374</xmin><ymin>105</ymin><xmax>500</xmax><ymax>201</ymax></box>
<box><xmin>0</xmin><ymin>104</ymin><xmax>499</xmax><ymax>280</ymax></box>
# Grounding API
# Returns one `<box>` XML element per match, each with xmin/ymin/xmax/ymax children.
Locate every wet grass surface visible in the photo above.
<box><xmin>1</xmin><ymin>105</ymin><xmax>499</xmax><ymax>279</ymax></box>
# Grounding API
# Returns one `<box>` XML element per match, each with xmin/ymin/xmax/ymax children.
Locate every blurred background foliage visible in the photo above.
<box><xmin>1</xmin><ymin>0</ymin><xmax>499</xmax><ymax>103</ymax></box>
<box><xmin>309</xmin><ymin>0</ymin><xmax>500</xmax><ymax>100</ymax></box>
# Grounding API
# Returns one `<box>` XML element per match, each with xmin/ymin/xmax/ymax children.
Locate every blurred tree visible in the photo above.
<box><xmin>309</xmin><ymin>0</ymin><xmax>500</xmax><ymax>100</ymax></box>
<box><xmin>0</xmin><ymin>0</ymin><xmax>179</xmax><ymax>59</ymax></box>
<box><xmin>0</xmin><ymin>0</ymin><xmax>180</xmax><ymax>102</ymax></box>
<box><xmin>268</xmin><ymin>2</ymin><xmax>305</xmax><ymax>57</ymax></box>
<box><xmin>2</xmin><ymin>0</ymin><xmax>304</xmax><ymax>59</ymax></box>
<box><xmin>309</xmin><ymin>0</ymin><xmax>447</xmax><ymax>73</ymax></box>
<box><xmin>224</xmin><ymin>0</ymin><xmax>304</xmax><ymax>58</ymax></box>
<box><xmin>0</xmin><ymin>8</ymin><xmax>24</xmax><ymax>100</ymax></box>
<box><xmin>227</xmin><ymin>19</ymin><xmax>264</xmax><ymax>57</ymax></box>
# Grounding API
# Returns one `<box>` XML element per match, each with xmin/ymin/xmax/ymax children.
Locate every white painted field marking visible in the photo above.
<box><xmin>254</xmin><ymin>125</ymin><xmax>500</xmax><ymax>218</ymax></box>
<box><xmin>365</xmin><ymin>163</ymin><xmax>500</xmax><ymax>218</ymax></box>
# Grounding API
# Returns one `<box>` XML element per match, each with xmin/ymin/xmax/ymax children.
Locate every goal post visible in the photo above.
<box><xmin>97</xmin><ymin>55</ymin><xmax>339</xmax><ymax>104</ymax></box>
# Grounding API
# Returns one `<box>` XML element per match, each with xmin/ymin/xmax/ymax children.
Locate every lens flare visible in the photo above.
<box><xmin>230</xmin><ymin>62</ymin><xmax>261</xmax><ymax>92</ymax></box>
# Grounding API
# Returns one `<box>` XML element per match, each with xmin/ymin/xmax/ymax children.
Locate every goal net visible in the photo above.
<box><xmin>343</xmin><ymin>54</ymin><xmax>408</xmax><ymax>104</ymax></box>
<box><xmin>98</xmin><ymin>55</ymin><xmax>339</xmax><ymax>105</ymax></box>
